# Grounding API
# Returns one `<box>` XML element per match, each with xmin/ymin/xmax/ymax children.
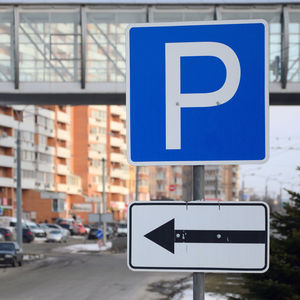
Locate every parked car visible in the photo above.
<box><xmin>0</xmin><ymin>217</ymin><xmax>25</xmax><ymax>234</ymax></box>
<box><xmin>40</xmin><ymin>223</ymin><xmax>69</xmax><ymax>240</ymax></box>
<box><xmin>84</xmin><ymin>225</ymin><xmax>91</xmax><ymax>235</ymax></box>
<box><xmin>0</xmin><ymin>228</ymin><xmax>14</xmax><ymax>241</ymax></box>
<box><xmin>0</xmin><ymin>242</ymin><xmax>23</xmax><ymax>267</ymax></box>
<box><xmin>88</xmin><ymin>226</ymin><xmax>113</xmax><ymax>240</ymax></box>
<box><xmin>23</xmin><ymin>227</ymin><xmax>34</xmax><ymax>243</ymax></box>
<box><xmin>46</xmin><ymin>230</ymin><xmax>66</xmax><ymax>243</ymax></box>
<box><xmin>59</xmin><ymin>223</ymin><xmax>74</xmax><ymax>235</ymax></box>
<box><xmin>117</xmin><ymin>223</ymin><xmax>127</xmax><ymax>237</ymax></box>
<box><xmin>25</xmin><ymin>221</ymin><xmax>46</xmax><ymax>238</ymax></box>
<box><xmin>75</xmin><ymin>223</ymin><xmax>86</xmax><ymax>235</ymax></box>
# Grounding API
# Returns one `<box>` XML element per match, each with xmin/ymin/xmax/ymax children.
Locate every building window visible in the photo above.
<box><xmin>52</xmin><ymin>199</ymin><xmax>64</xmax><ymax>212</ymax></box>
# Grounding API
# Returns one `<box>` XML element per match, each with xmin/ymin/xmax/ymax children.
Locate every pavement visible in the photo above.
<box><xmin>0</xmin><ymin>236</ymin><xmax>188</xmax><ymax>300</ymax></box>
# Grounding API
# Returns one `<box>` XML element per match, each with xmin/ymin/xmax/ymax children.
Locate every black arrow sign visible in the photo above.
<box><xmin>144</xmin><ymin>219</ymin><xmax>267</xmax><ymax>254</ymax></box>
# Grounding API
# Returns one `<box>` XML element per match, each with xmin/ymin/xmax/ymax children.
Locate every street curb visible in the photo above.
<box><xmin>23</xmin><ymin>253</ymin><xmax>45</xmax><ymax>261</ymax></box>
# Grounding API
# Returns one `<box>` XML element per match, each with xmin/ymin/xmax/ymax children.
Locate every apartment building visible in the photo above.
<box><xmin>71</xmin><ymin>105</ymin><xmax>129</xmax><ymax>222</ymax></box>
<box><xmin>0</xmin><ymin>105</ymin><xmax>83</xmax><ymax>223</ymax></box>
<box><xmin>182</xmin><ymin>165</ymin><xmax>240</xmax><ymax>201</ymax></box>
<box><xmin>71</xmin><ymin>105</ymin><xmax>107</xmax><ymax>223</ymax></box>
<box><xmin>128</xmin><ymin>166</ymin><xmax>150</xmax><ymax>202</ymax></box>
<box><xmin>0</xmin><ymin>104</ymin><xmax>130</xmax><ymax>223</ymax></box>
<box><xmin>148</xmin><ymin>166</ymin><xmax>183</xmax><ymax>201</ymax></box>
<box><xmin>108</xmin><ymin>105</ymin><xmax>129</xmax><ymax>220</ymax></box>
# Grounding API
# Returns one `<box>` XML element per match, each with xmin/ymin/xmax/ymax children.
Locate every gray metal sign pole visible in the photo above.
<box><xmin>102</xmin><ymin>158</ymin><xmax>107</xmax><ymax>246</ymax></box>
<box><xmin>135</xmin><ymin>166</ymin><xmax>139</xmax><ymax>201</ymax></box>
<box><xmin>193</xmin><ymin>165</ymin><xmax>205</xmax><ymax>300</ymax></box>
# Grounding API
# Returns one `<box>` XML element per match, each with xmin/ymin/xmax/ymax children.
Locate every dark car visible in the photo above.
<box><xmin>88</xmin><ymin>227</ymin><xmax>113</xmax><ymax>240</ymax></box>
<box><xmin>59</xmin><ymin>223</ymin><xmax>74</xmax><ymax>235</ymax></box>
<box><xmin>23</xmin><ymin>227</ymin><xmax>34</xmax><ymax>243</ymax></box>
<box><xmin>0</xmin><ymin>242</ymin><xmax>23</xmax><ymax>267</ymax></box>
<box><xmin>0</xmin><ymin>228</ymin><xmax>14</xmax><ymax>241</ymax></box>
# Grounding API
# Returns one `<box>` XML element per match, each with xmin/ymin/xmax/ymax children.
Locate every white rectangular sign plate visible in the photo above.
<box><xmin>128</xmin><ymin>201</ymin><xmax>269</xmax><ymax>273</ymax></box>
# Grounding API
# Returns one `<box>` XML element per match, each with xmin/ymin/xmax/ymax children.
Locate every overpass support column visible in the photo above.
<box><xmin>80</xmin><ymin>6</ymin><xmax>87</xmax><ymax>89</ymax></box>
<box><xmin>281</xmin><ymin>6</ymin><xmax>289</xmax><ymax>89</ymax></box>
<box><xmin>13</xmin><ymin>6</ymin><xmax>19</xmax><ymax>90</ymax></box>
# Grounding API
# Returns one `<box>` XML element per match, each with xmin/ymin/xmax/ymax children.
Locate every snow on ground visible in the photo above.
<box><xmin>57</xmin><ymin>242</ymin><xmax>112</xmax><ymax>254</ymax></box>
<box><xmin>70</xmin><ymin>235</ymin><xmax>85</xmax><ymax>239</ymax></box>
<box><xmin>33</xmin><ymin>237</ymin><xmax>47</xmax><ymax>243</ymax></box>
<box><xmin>174</xmin><ymin>289</ymin><xmax>235</xmax><ymax>300</ymax></box>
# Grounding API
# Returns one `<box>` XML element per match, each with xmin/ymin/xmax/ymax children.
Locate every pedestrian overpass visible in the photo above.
<box><xmin>0</xmin><ymin>0</ymin><xmax>300</xmax><ymax>105</ymax></box>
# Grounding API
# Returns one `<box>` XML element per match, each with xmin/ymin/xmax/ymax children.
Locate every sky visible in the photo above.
<box><xmin>241</xmin><ymin>105</ymin><xmax>300</xmax><ymax>200</ymax></box>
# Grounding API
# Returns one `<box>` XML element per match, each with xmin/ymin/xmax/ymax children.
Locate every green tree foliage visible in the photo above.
<box><xmin>243</xmin><ymin>184</ymin><xmax>300</xmax><ymax>300</ymax></box>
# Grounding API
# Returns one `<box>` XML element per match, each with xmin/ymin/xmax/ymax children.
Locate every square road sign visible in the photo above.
<box><xmin>126</xmin><ymin>20</ymin><xmax>269</xmax><ymax>165</ymax></box>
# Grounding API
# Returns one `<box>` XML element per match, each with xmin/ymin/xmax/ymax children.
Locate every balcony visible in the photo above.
<box><xmin>110</xmin><ymin>152</ymin><xmax>126</xmax><ymax>164</ymax></box>
<box><xmin>120</xmin><ymin>110</ymin><xmax>126</xmax><ymax>121</ymax></box>
<box><xmin>57</xmin><ymin>164</ymin><xmax>69</xmax><ymax>175</ymax></box>
<box><xmin>68</xmin><ymin>185</ymin><xmax>82</xmax><ymax>195</ymax></box>
<box><xmin>57</xmin><ymin>111</ymin><xmax>70</xmax><ymax>124</ymax></box>
<box><xmin>0</xmin><ymin>177</ymin><xmax>14</xmax><ymax>187</ymax></box>
<box><xmin>110</xmin><ymin>121</ymin><xmax>123</xmax><ymax>132</ymax></box>
<box><xmin>57</xmin><ymin>129</ymin><xmax>70</xmax><ymax>141</ymax></box>
<box><xmin>110</xmin><ymin>137</ymin><xmax>123</xmax><ymax>148</ymax></box>
<box><xmin>110</xmin><ymin>185</ymin><xmax>129</xmax><ymax>195</ymax></box>
<box><xmin>89</xmin><ymin>134</ymin><xmax>106</xmax><ymax>144</ymax></box>
<box><xmin>0</xmin><ymin>136</ymin><xmax>15</xmax><ymax>148</ymax></box>
<box><xmin>21</xmin><ymin>161</ymin><xmax>35</xmax><ymax>171</ymax></box>
<box><xmin>88</xmin><ymin>150</ymin><xmax>100</xmax><ymax>159</ymax></box>
<box><xmin>36</xmin><ymin>107</ymin><xmax>55</xmax><ymax>120</ymax></box>
<box><xmin>22</xmin><ymin>179</ymin><xmax>36</xmax><ymax>190</ymax></box>
<box><xmin>97</xmin><ymin>183</ymin><xmax>110</xmax><ymax>193</ymax></box>
<box><xmin>0</xmin><ymin>155</ymin><xmax>14</xmax><ymax>168</ymax></box>
<box><xmin>88</xmin><ymin>117</ymin><xmax>106</xmax><ymax>128</ymax></box>
<box><xmin>57</xmin><ymin>183</ymin><xmax>68</xmax><ymax>193</ymax></box>
<box><xmin>36</xmin><ymin>126</ymin><xmax>55</xmax><ymax>138</ymax></box>
<box><xmin>57</xmin><ymin>147</ymin><xmax>71</xmax><ymax>158</ymax></box>
<box><xmin>38</xmin><ymin>163</ymin><xmax>55</xmax><ymax>173</ymax></box>
<box><xmin>88</xmin><ymin>166</ymin><xmax>102</xmax><ymax>175</ymax></box>
<box><xmin>120</xmin><ymin>127</ymin><xmax>126</xmax><ymax>135</ymax></box>
<box><xmin>0</xmin><ymin>114</ymin><xmax>15</xmax><ymax>129</ymax></box>
<box><xmin>110</xmin><ymin>106</ymin><xmax>123</xmax><ymax>116</ymax></box>
<box><xmin>111</xmin><ymin>169</ymin><xmax>129</xmax><ymax>180</ymax></box>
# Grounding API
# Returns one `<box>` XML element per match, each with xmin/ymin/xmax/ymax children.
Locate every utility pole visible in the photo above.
<box><xmin>102</xmin><ymin>158</ymin><xmax>107</xmax><ymax>246</ymax></box>
<box><xmin>193</xmin><ymin>165</ymin><xmax>205</xmax><ymax>300</ymax></box>
<box><xmin>215</xmin><ymin>174</ymin><xmax>218</xmax><ymax>199</ymax></box>
<box><xmin>135</xmin><ymin>166</ymin><xmax>139</xmax><ymax>201</ymax></box>
<box><xmin>16</xmin><ymin>120</ymin><xmax>22</xmax><ymax>247</ymax></box>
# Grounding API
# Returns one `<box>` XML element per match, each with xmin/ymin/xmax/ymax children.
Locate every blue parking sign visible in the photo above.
<box><xmin>126</xmin><ymin>20</ymin><xmax>269</xmax><ymax>165</ymax></box>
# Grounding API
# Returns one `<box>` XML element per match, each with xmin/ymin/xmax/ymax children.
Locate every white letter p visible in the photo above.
<box><xmin>165</xmin><ymin>42</ymin><xmax>241</xmax><ymax>150</ymax></box>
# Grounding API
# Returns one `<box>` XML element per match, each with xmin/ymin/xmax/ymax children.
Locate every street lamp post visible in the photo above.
<box><xmin>16</xmin><ymin>126</ymin><xmax>22</xmax><ymax>247</ymax></box>
<box><xmin>102</xmin><ymin>158</ymin><xmax>107</xmax><ymax>246</ymax></box>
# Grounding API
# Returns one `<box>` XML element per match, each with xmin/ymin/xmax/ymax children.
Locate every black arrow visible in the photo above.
<box><xmin>144</xmin><ymin>219</ymin><xmax>267</xmax><ymax>254</ymax></box>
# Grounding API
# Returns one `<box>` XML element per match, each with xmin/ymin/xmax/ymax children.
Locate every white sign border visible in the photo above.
<box><xmin>128</xmin><ymin>201</ymin><xmax>270</xmax><ymax>273</ymax></box>
<box><xmin>126</xmin><ymin>19</ymin><xmax>269</xmax><ymax>166</ymax></box>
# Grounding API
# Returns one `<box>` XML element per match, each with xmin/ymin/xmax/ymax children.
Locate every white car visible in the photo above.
<box><xmin>39</xmin><ymin>223</ymin><xmax>69</xmax><ymax>240</ymax></box>
<box><xmin>117</xmin><ymin>223</ymin><xmax>127</xmax><ymax>237</ymax></box>
<box><xmin>46</xmin><ymin>230</ymin><xmax>66</xmax><ymax>243</ymax></box>
<box><xmin>25</xmin><ymin>221</ymin><xmax>46</xmax><ymax>238</ymax></box>
<box><xmin>46</xmin><ymin>224</ymin><xmax>70</xmax><ymax>239</ymax></box>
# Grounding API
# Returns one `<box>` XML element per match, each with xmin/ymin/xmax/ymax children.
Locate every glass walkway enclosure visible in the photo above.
<box><xmin>0</xmin><ymin>1</ymin><xmax>300</xmax><ymax>105</ymax></box>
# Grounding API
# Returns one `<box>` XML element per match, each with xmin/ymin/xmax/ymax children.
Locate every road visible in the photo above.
<box><xmin>0</xmin><ymin>247</ymin><xmax>186</xmax><ymax>300</ymax></box>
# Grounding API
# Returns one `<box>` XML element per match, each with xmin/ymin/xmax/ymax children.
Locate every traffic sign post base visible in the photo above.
<box><xmin>193</xmin><ymin>272</ymin><xmax>205</xmax><ymax>300</ymax></box>
<box><xmin>193</xmin><ymin>166</ymin><xmax>205</xmax><ymax>300</ymax></box>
